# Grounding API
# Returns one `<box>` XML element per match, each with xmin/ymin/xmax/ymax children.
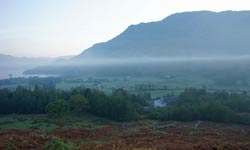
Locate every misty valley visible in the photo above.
<box><xmin>2</xmin><ymin>52</ymin><xmax>250</xmax><ymax>150</ymax></box>
<box><xmin>1</xmin><ymin>10</ymin><xmax>250</xmax><ymax>150</ymax></box>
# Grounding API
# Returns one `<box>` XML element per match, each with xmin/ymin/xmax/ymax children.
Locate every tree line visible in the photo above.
<box><xmin>1</xmin><ymin>86</ymin><xmax>250</xmax><ymax>124</ymax></box>
<box><xmin>150</xmin><ymin>88</ymin><xmax>250</xmax><ymax>125</ymax></box>
<box><xmin>0</xmin><ymin>86</ymin><xmax>148</xmax><ymax>121</ymax></box>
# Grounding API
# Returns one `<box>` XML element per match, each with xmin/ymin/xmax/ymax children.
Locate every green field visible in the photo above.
<box><xmin>2</xmin><ymin>75</ymin><xmax>250</xmax><ymax>98</ymax></box>
<box><xmin>56</xmin><ymin>76</ymin><xmax>250</xmax><ymax>98</ymax></box>
<box><xmin>0</xmin><ymin>114</ymin><xmax>115</xmax><ymax>130</ymax></box>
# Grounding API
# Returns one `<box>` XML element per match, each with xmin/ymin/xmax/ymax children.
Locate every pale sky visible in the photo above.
<box><xmin>0</xmin><ymin>0</ymin><xmax>250</xmax><ymax>57</ymax></box>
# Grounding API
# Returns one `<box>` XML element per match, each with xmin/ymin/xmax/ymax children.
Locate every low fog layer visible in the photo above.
<box><xmin>24</xmin><ymin>54</ymin><xmax>250</xmax><ymax>69</ymax></box>
<box><xmin>24</xmin><ymin>55</ymin><xmax>250</xmax><ymax>79</ymax></box>
<box><xmin>0</xmin><ymin>54</ymin><xmax>73</xmax><ymax>79</ymax></box>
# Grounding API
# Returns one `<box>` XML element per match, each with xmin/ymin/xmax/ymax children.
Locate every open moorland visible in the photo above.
<box><xmin>0</xmin><ymin>115</ymin><xmax>250</xmax><ymax>150</ymax></box>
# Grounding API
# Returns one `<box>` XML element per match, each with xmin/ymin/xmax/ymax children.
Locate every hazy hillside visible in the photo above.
<box><xmin>77</xmin><ymin>11</ymin><xmax>250</xmax><ymax>59</ymax></box>
<box><xmin>25</xmin><ymin>11</ymin><xmax>250</xmax><ymax>77</ymax></box>
<box><xmin>0</xmin><ymin>54</ymin><xmax>74</xmax><ymax>79</ymax></box>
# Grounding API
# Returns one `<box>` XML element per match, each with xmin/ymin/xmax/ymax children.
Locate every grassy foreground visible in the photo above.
<box><xmin>0</xmin><ymin>114</ymin><xmax>115</xmax><ymax>130</ymax></box>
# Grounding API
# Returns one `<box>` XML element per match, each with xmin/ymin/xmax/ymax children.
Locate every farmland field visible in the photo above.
<box><xmin>57</xmin><ymin>76</ymin><xmax>250</xmax><ymax>98</ymax></box>
<box><xmin>2</xmin><ymin>75</ymin><xmax>250</xmax><ymax>98</ymax></box>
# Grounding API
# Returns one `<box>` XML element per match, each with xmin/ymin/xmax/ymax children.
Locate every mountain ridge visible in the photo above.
<box><xmin>76</xmin><ymin>10</ymin><xmax>250</xmax><ymax>59</ymax></box>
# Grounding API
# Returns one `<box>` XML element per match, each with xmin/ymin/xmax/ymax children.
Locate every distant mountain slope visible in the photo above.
<box><xmin>0</xmin><ymin>54</ymin><xmax>26</xmax><ymax>61</ymax></box>
<box><xmin>0</xmin><ymin>54</ymin><xmax>51</xmax><ymax>66</ymax></box>
<box><xmin>77</xmin><ymin>11</ymin><xmax>250</xmax><ymax>59</ymax></box>
<box><xmin>0</xmin><ymin>54</ymin><xmax>74</xmax><ymax>79</ymax></box>
<box><xmin>0</xmin><ymin>54</ymin><xmax>50</xmax><ymax>79</ymax></box>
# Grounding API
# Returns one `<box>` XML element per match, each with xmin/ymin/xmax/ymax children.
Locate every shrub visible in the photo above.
<box><xmin>69</xmin><ymin>94</ymin><xmax>89</xmax><ymax>113</ymax></box>
<box><xmin>46</xmin><ymin>99</ymin><xmax>69</xmax><ymax>118</ymax></box>
<box><xmin>44</xmin><ymin>139</ymin><xmax>76</xmax><ymax>150</ymax></box>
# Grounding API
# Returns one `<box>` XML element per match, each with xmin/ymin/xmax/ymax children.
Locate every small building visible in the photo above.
<box><xmin>153</xmin><ymin>96</ymin><xmax>176</xmax><ymax>108</ymax></box>
<box><xmin>143</xmin><ymin>106</ymin><xmax>151</xmax><ymax>111</ymax></box>
<box><xmin>164</xmin><ymin>74</ymin><xmax>176</xmax><ymax>79</ymax></box>
<box><xmin>153</xmin><ymin>99</ymin><xmax>166</xmax><ymax>108</ymax></box>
